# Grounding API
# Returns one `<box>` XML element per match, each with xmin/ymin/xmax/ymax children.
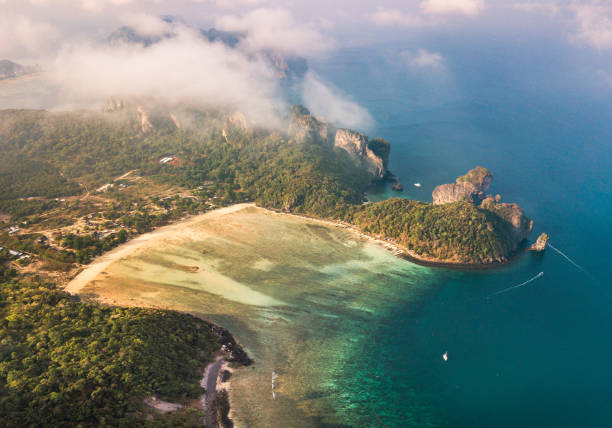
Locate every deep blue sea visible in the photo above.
<box><xmin>310</xmin><ymin>35</ymin><xmax>612</xmax><ymax>427</ymax></box>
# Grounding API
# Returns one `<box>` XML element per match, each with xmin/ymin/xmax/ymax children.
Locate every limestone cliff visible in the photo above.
<box><xmin>288</xmin><ymin>105</ymin><xmax>334</xmax><ymax>146</ymax></box>
<box><xmin>333</xmin><ymin>130</ymin><xmax>389</xmax><ymax>180</ymax></box>
<box><xmin>433</xmin><ymin>166</ymin><xmax>492</xmax><ymax>205</ymax></box>
<box><xmin>433</xmin><ymin>167</ymin><xmax>533</xmax><ymax>244</ymax></box>
<box><xmin>103</xmin><ymin>97</ymin><xmax>124</xmax><ymax>112</ymax></box>
<box><xmin>222</xmin><ymin>112</ymin><xmax>249</xmax><ymax>146</ymax></box>
<box><xmin>481</xmin><ymin>196</ymin><xmax>534</xmax><ymax>244</ymax></box>
<box><xmin>529</xmin><ymin>233</ymin><xmax>549</xmax><ymax>251</ymax></box>
<box><xmin>288</xmin><ymin>105</ymin><xmax>389</xmax><ymax>180</ymax></box>
<box><xmin>137</xmin><ymin>107</ymin><xmax>153</xmax><ymax>133</ymax></box>
<box><xmin>170</xmin><ymin>113</ymin><xmax>181</xmax><ymax>129</ymax></box>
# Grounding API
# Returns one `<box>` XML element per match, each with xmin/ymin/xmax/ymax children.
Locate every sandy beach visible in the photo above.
<box><xmin>65</xmin><ymin>203</ymin><xmax>255</xmax><ymax>295</ymax></box>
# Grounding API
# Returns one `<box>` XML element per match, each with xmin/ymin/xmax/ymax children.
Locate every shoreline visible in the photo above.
<box><xmin>65</xmin><ymin>201</ymin><xmax>526</xmax><ymax>295</ymax></box>
<box><xmin>64</xmin><ymin>203</ymin><xmax>255</xmax><ymax>294</ymax></box>
<box><xmin>268</xmin><ymin>208</ymin><xmax>526</xmax><ymax>271</ymax></box>
<box><xmin>63</xmin><ymin>202</ymin><xmax>525</xmax><ymax>426</ymax></box>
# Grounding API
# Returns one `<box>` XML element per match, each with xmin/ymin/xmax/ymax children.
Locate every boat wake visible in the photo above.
<box><xmin>487</xmin><ymin>272</ymin><xmax>544</xmax><ymax>298</ymax></box>
<box><xmin>548</xmin><ymin>244</ymin><xmax>587</xmax><ymax>274</ymax></box>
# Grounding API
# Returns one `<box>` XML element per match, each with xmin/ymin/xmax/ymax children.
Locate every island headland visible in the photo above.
<box><xmin>0</xmin><ymin>100</ymin><xmax>536</xmax><ymax>426</ymax></box>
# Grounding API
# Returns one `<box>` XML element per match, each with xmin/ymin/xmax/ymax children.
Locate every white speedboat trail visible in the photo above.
<box><xmin>487</xmin><ymin>272</ymin><xmax>544</xmax><ymax>298</ymax></box>
<box><xmin>548</xmin><ymin>244</ymin><xmax>588</xmax><ymax>274</ymax></box>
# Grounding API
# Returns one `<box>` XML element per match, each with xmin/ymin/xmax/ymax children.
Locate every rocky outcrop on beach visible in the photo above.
<box><xmin>529</xmin><ymin>233</ymin><xmax>549</xmax><ymax>251</ymax></box>
<box><xmin>288</xmin><ymin>105</ymin><xmax>390</xmax><ymax>180</ymax></box>
<box><xmin>432</xmin><ymin>166</ymin><xmax>492</xmax><ymax>204</ymax></box>
<box><xmin>481</xmin><ymin>196</ymin><xmax>534</xmax><ymax>244</ymax></box>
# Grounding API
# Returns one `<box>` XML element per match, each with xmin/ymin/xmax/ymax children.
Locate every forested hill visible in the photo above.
<box><xmin>0</xmin><ymin>107</ymin><xmax>371</xmax><ymax>218</ymax></box>
<box><xmin>0</xmin><ymin>105</ymin><xmax>526</xmax><ymax>264</ymax></box>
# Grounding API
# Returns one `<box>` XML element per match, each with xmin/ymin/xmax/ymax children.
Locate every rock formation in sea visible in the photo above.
<box><xmin>432</xmin><ymin>166</ymin><xmax>493</xmax><ymax>204</ymax></box>
<box><xmin>288</xmin><ymin>105</ymin><xmax>390</xmax><ymax>180</ymax></box>
<box><xmin>529</xmin><ymin>233</ymin><xmax>549</xmax><ymax>251</ymax></box>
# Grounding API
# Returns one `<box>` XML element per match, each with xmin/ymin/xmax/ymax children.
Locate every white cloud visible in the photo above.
<box><xmin>119</xmin><ymin>13</ymin><xmax>171</xmax><ymax>37</ymax></box>
<box><xmin>369</xmin><ymin>7</ymin><xmax>427</xmax><ymax>28</ymax></box>
<box><xmin>80</xmin><ymin>0</ymin><xmax>135</xmax><ymax>12</ymax></box>
<box><xmin>214</xmin><ymin>0</ymin><xmax>267</xmax><ymax>8</ymax></box>
<box><xmin>510</xmin><ymin>1</ymin><xmax>559</xmax><ymax>15</ymax></box>
<box><xmin>570</xmin><ymin>2</ymin><xmax>612</xmax><ymax>50</ymax></box>
<box><xmin>408</xmin><ymin>49</ymin><xmax>445</xmax><ymax>69</ymax></box>
<box><xmin>301</xmin><ymin>72</ymin><xmax>374</xmax><ymax>130</ymax></box>
<box><xmin>50</xmin><ymin>26</ymin><xmax>287</xmax><ymax>125</ymax></box>
<box><xmin>216</xmin><ymin>8</ymin><xmax>333</xmax><ymax>57</ymax></box>
<box><xmin>0</xmin><ymin>15</ymin><xmax>59</xmax><ymax>58</ymax></box>
<box><xmin>421</xmin><ymin>0</ymin><xmax>484</xmax><ymax>16</ymax></box>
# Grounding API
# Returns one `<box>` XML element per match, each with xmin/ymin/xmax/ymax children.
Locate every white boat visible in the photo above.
<box><xmin>443</xmin><ymin>351</ymin><xmax>448</xmax><ymax>361</ymax></box>
<box><xmin>414</xmin><ymin>183</ymin><xmax>422</xmax><ymax>187</ymax></box>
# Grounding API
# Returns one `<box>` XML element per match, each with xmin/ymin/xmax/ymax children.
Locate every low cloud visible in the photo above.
<box><xmin>301</xmin><ymin>72</ymin><xmax>374</xmax><ymax>130</ymax></box>
<box><xmin>80</xmin><ymin>0</ymin><xmax>136</xmax><ymax>13</ymax></box>
<box><xmin>50</xmin><ymin>25</ymin><xmax>287</xmax><ymax>125</ymax></box>
<box><xmin>510</xmin><ymin>1</ymin><xmax>559</xmax><ymax>15</ymax></box>
<box><xmin>407</xmin><ymin>49</ymin><xmax>445</xmax><ymax>69</ymax></box>
<box><xmin>0</xmin><ymin>15</ymin><xmax>59</xmax><ymax>59</ymax></box>
<box><xmin>570</xmin><ymin>2</ymin><xmax>612</xmax><ymax>50</ymax></box>
<box><xmin>421</xmin><ymin>0</ymin><xmax>484</xmax><ymax>16</ymax></box>
<box><xmin>369</xmin><ymin>7</ymin><xmax>427</xmax><ymax>28</ymax></box>
<box><xmin>119</xmin><ymin>13</ymin><xmax>173</xmax><ymax>37</ymax></box>
<box><xmin>216</xmin><ymin>8</ymin><xmax>334</xmax><ymax>57</ymax></box>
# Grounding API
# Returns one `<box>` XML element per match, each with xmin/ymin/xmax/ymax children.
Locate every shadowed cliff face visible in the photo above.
<box><xmin>481</xmin><ymin>196</ymin><xmax>534</xmax><ymax>244</ymax></box>
<box><xmin>432</xmin><ymin>166</ymin><xmax>492</xmax><ymax>205</ymax></box>
<box><xmin>432</xmin><ymin>167</ymin><xmax>533</xmax><ymax>244</ymax></box>
<box><xmin>288</xmin><ymin>105</ymin><xmax>389</xmax><ymax>180</ymax></box>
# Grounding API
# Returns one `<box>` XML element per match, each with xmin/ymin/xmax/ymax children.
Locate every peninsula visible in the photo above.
<box><xmin>0</xmin><ymin>101</ymin><xmax>534</xmax><ymax>426</ymax></box>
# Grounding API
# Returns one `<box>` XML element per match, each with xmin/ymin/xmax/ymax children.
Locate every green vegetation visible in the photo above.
<box><xmin>348</xmin><ymin>199</ymin><xmax>516</xmax><ymax>263</ymax></box>
<box><xmin>61</xmin><ymin>229</ymin><xmax>128</xmax><ymax>264</ymax></box>
<box><xmin>0</xmin><ymin>104</ymin><xmax>528</xmax><ymax>426</ymax></box>
<box><xmin>0</xmin><ymin>109</ymin><xmax>369</xmax><ymax>222</ymax></box>
<box><xmin>0</xmin><ymin>279</ymin><xmax>216</xmax><ymax>427</ymax></box>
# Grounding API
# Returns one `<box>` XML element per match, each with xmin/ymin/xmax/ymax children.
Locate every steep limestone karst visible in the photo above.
<box><xmin>288</xmin><ymin>105</ymin><xmax>389</xmax><ymax>180</ymax></box>
<box><xmin>288</xmin><ymin>105</ymin><xmax>334</xmax><ymax>145</ymax></box>
<box><xmin>222</xmin><ymin>111</ymin><xmax>249</xmax><ymax>146</ymax></box>
<box><xmin>136</xmin><ymin>107</ymin><xmax>153</xmax><ymax>133</ymax></box>
<box><xmin>529</xmin><ymin>233</ymin><xmax>549</xmax><ymax>251</ymax></box>
<box><xmin>432</xmin><ymin>167</ymin><xmax>533</xmax><ymax>245</ymax></box>
<box><xmin>480</xmin><ymin>196</ymin><xmax>534</xmax><ymax>244</ymax></box>
<box><xmin>432</xmin><ymin>166</ymin><xmax>493</xmax><ymax>205</ymax></box>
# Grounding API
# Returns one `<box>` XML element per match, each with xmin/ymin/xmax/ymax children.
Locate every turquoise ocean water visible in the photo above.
<box><xmin>309</xmin><ymin>36</ymin><xmax>612</xmax><ymax>427</ymax></box>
